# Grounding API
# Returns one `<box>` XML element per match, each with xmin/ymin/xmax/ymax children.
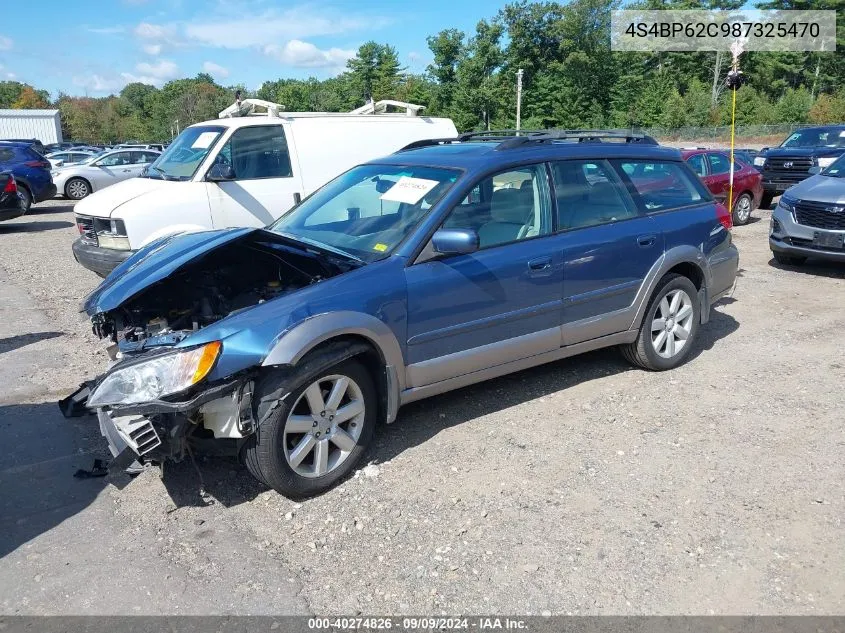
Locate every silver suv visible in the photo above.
<box><xmin>770</xmin><ymin>154</ymin><xmax>845</xmax><ymax>266</ymax></box>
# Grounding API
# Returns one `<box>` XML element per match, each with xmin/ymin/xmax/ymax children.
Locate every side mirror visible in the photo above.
<box><xmin>808</xmin><ymin>166</ymin><xmax>821</xmax><ymax>175</ymax></box>
<box><xmin>431</xmin><ymin>228</ymin><xmax>479</xmax><ymax>255</ymax></box>
<box><xmin>207</xmin><ymin>163</ymin><xmax>235</xmax><ymax>182</ymax></box>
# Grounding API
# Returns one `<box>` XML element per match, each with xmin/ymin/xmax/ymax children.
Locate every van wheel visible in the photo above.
<box><xmin>66</xmin><ymin>178</ymin><xmax>91</xmax><ymax>200</ymax></box>
<box><xmin>621</xmin><ymin>273</ymin><xmax>700</xmax><ymax>371</ymax></box>
<box><xmin>242</xmin><ymin>359</ymin><xmax>376</xmax><ymax>498</ymax></box>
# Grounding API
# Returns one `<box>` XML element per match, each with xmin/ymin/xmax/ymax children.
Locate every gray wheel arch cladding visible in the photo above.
<box><xmin>629</xmin><ymin>246</ymin><xmax>712</xmax><ymax>331</ymax></box>
<box><xmin>261</xmin><ymin>310</ymin><xmax>406</xmax><ymax>398</ymax></box>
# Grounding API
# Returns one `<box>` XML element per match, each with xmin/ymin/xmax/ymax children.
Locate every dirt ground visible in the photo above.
<box><xmin>0</xmin><ymin>198</ymin><xmax>843</xmax><ymax>615</ymax></box>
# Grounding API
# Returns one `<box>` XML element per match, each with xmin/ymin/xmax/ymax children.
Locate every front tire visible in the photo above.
<box><xmin>65</xmin><ymin>178</ymin><xmax>91</xmax><ymax>200</ymax></box>
<box><xmin>242</xmin><ymin>359</ymin><xmax>377</xmax><ymax>498</ymax></box>
<box><xmin>773</xmin><ymin>252</ymin><xmax>806</xmax><ymax>266</ymax></box>
<box><xmin>621</xmin><ymin>274</ymin><xmax>700</xmax><ymax>371</ymax></box>
<box><xmin>732</xmin><ymin>193</ymin><xmax>753</xmax><ymax>225</ymax></box>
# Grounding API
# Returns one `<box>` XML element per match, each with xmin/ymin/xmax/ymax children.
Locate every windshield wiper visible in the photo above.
<box><xmin>148</xmin><ymin>165</ymin><xmax>176</xmax><ymax>181</ymax></box>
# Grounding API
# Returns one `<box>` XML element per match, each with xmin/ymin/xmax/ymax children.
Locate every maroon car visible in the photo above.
<box><xmin>682</xmin><ymin>149</ymin><xmax>763</xmax><ymax>226</ymax></box>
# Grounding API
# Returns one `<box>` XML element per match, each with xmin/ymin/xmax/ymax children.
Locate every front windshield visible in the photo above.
<box><xmin>780</xmin><ymin>129</ymin><xmax>845</xmax><ymax>148</ymax></box>
<box><xmin>270</xmin><ymin>164</ymin><xmax>460</xmax><ymax>262</ymax></box>
<box><xmin>822</xmin><ymin>154</ymin><xmax>845</xmax><ymax>177</ymax></box>
<box><xmin>145</xmin><ymin>125</ymin><xmax>225</xmax><ymax>181</ymax></box>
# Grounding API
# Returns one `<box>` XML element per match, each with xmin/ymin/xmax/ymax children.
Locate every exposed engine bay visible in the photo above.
<box><xmin>90</xmin><ymin>231</ymin><xmax>357</xmax><ymax>356</ymax></box>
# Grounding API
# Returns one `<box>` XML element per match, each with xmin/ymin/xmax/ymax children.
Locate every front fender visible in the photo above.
<box><xmin>262</xmin><ymin>310</ymin><xmax>406</xmax><ymax>389</ymax></box>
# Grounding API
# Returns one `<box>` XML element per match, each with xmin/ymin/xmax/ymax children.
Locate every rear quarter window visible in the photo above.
<box><xmin>615</xmin><ymin>160</ymin><xmax>710</xmax><ymax>212</ymax></box>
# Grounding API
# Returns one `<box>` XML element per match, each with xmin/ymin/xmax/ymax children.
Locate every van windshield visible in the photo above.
<box><xmin>145</xmin><ymin>125</ymin><xmax>225</xmax><ymax>181</ymax></box>
<box><xmin>270</xmin><ymin>164</ymin><xmax>460</xmax><ymax>263</ymax></box>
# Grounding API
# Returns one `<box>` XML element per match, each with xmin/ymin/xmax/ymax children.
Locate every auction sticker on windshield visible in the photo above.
<box><xmin>380</xmin><ymin>176</ymin><xmax>439</xmax><ymax>204</ymax></box>
<box><xmin>192</xmin><ymin>132</ymin><xmax>220</xmax><ymax>149</ymax></box>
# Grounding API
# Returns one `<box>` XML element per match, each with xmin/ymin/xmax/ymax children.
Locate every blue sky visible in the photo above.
<box><xmin>0</xmin><ymin>0</ymin><xmax>498</xmax><ymax>98</ymax></box>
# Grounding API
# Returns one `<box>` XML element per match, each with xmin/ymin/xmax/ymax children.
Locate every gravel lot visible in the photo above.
<box><xmin>1</xmin><ymin>198</ymin><xmax>843</xmax><ymax>615</ymax></box>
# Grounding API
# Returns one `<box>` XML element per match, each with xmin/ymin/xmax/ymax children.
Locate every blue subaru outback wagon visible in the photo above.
<box><xmin>65</xmin><ymin>130</ymin><xmax>739</xmax><ymax>498</ymax></box>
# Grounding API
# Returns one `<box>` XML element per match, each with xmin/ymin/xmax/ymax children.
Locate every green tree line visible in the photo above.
<box><xmin>2</xmin><ymin>0</ymin><xmax>843</xmax><ymax>142</ymax></box>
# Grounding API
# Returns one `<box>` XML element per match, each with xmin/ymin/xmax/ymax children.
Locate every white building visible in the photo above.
<box><xmin>0</xmin><ymin>109</ymin><xmax>62</xmax><ymax>144</ymax></box>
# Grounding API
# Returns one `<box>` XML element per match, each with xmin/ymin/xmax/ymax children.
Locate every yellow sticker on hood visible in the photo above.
<box><xmin>373</xmin><ymin>243</ymin><xmax>388</xmax><ymax>252</ymax></box>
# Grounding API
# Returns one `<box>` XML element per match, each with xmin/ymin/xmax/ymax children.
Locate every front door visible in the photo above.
<box><xmin>551</xmin><ymin>159</ymin><xmax>664</xmax><ymax>344</ymax></box>
<box><xmin>206</xmin><ymin>124</ymin><xmax>303</xmax><ymax>229</ymax></box>
<box><xmin>90</xmin><ymin>151</ymin><xmax>135</xmax><ymax>190</ymax></box>
<box><xmin>404</xmin><ymin>163</ymin><xmax>563</xmax><ymax>388</ymax></box>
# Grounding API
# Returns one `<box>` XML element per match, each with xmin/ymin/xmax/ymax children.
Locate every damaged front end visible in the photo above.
<box><xmin>63</xmin><ymin>227</ymin><xmax>359</xmax><ymax>473</ymax></box>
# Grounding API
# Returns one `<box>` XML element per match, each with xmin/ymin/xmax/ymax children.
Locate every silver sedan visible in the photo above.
<box><xmin>52</xmin><ymin>149</ymin><xmax>161</xmax><ymax>199</ymax></box>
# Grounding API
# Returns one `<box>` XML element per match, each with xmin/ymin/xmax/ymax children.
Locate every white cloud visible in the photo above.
<box><xmin>6</xmin><ymin>72</ymin><xmax>16</xmax><ymax>79</ymax></box>
<box><xmin>134</xmin><ymin>22</ymin><xmax>179</xmax><ymax>43</ymax></box>
<box><xmin>134</xmin><ymin>59</ymin><xmax>180</xmax><ymax>79</ymax></box>
<box><xmin>73</xmin><ymin>74</ymin><xmax>126</xmax><ymax>93</ymax></box>
<box><xmin>143</xmin><ymin>43</ymin><xmax>162</xmax><ymax>55</ymax></box>
<box><xmin>264</xmin><ymin>40</ymin><xmax>354</xmax><ymax>70</ymax></box>
<box><xmin>183</xmin><ymin>9</ymin><xmax>387</xmax><ymax>49</ymax></box>
<box><xmin>88</xmin><ymin>26</ymin><xmax>125</xmax><ymax>35</ymax></box>
<box><xmin>0</xmin><ymin>35</ymin><xmax>13</xmax><ymax>50</ymax></box>
<box><xmin>202</xmin><ymin>61</ymin><xmax>229</xmax><ymax>78</ymax></box>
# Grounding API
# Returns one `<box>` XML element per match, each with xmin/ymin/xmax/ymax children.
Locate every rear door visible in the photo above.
<box><xmin>704</xmin><ymin>152</ymin><xmax>732</xmax><ymax>203</ymax></box>
<box><xmin>206</xmin><ymin>124</ymin><xmax>303</xmax><ymax>228</ymax></box>
<box><xmin>553</xmin><ymin>159</ymin><xmax>664</xmax><ymax>344</ymax></box>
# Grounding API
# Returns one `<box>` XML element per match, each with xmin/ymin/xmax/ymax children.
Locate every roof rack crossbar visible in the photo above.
<box><xmin>398</xmin><ymin>138</ymin><xmax>462</xmax><ymax>152</ymax></box>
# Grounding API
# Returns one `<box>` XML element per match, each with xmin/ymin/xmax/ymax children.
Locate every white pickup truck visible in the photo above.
<box><xmin>72</xmin><ymin>99</ymin><xmax>457</xmax><ymax>276</ymax></box>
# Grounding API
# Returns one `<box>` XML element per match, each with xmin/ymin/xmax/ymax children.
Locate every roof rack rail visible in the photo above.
<box><xmin>350</xmin><ymin>99</ymin><xmax>425</xmax><ymax>116</ymax></box>
<box><xmin>494</xmin><ymin>129</ymin><xmax>659</xmax><ymax>150</ymax></box>
<box><xmin>398</xmin><ymin>138</ymin><xmax>463</xmax><ymax>152</ymax></box>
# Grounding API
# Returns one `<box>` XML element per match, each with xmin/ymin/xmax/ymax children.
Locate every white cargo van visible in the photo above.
<box><xmin>72</xmin><ymin>100</ymin><xmax>457</xmax><ymax>276</ymax></box>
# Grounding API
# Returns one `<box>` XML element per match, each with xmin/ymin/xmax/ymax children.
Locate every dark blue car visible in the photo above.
<box><xmin>67</xmin><ymin>130</ymin><xmax>739</xmax><ymax>498</ymax></box>
<box><xmin>0</xmin><ymin>141</ymin><xmax>56</xmax><ymax>211</ymax></box>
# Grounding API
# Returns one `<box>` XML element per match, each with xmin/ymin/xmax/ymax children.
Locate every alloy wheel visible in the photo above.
<box><xmin>734</xmin><ymin>195</ymin><xmax>752</xmax><ymax>223</ymax></box>
<box><xmin>67</xmin><ymin>180</ymin><xmax>89</xmax><ymax>199</ymax></box>
<box><xmin>283</xmin><ymin>374</ymin><xmax>365</xmax><ymax>478</ymax></box>
<box><xmin>650</xmin><ymin>289</ymin><xmax>694</xmax><ymax>359</ymax></box>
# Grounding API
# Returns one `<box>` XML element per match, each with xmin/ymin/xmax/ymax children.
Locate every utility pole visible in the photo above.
<box><xmin>516</xmin><ymin>68</ymin><xmax>524</xmax><ymax>133</ymax></box>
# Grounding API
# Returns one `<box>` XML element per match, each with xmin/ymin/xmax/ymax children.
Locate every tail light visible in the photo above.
<box><xmin>24</xmin><ymin>160</ymin><xmax>51</xmax><ymax>169</ymax></box>
<box><xmin>716</xmin><ymin>202</ymin><xmax>732</xmax><ymax>231</ymax></box>
<box><xmin>3</xmin><ymin>176</ymin><xmax>16</xmax><ymax>194</ymax></box>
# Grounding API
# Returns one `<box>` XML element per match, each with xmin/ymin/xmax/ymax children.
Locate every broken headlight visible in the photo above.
<box><xmin>88</xmin><ymin>341</ymin><xmax>221</xmax><ymax>407</ymax></box>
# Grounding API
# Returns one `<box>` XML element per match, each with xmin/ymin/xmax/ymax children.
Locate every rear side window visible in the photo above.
<box><xmin>708</xmin><ymin>153</ymin><xmax>731</xmax><ymax>175</ymax></box>
<box><xmin>551</xmin><ymin>160</ymin><xmax>636</xmax><ymax>230</ymax></box>
<box><xmin>616</xmin><ymin>160</ymin><xmax>705</xmax><ymax>212</ymax></box>
<box><xmin>220</xmin><ymin>126</ymin><xmax>292</xmax><ymax>180</ymax></box>
<box><xmin>0</xmin><ymin>148</ymin><xmax>14</xmax><ymax>162</ymax></box>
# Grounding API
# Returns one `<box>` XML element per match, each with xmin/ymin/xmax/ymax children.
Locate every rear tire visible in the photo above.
<box><xmin>760</xmin><ymin>192</ymin><xmax>774</xmax><ymax>210</ymax></box>
<box><xmin>242</xmin><ymin>359</ymin><xmax>377</xmax><ymax>498</ymax></box>
<box><xmin>65</xmin><ymin>178</ymin><xmax>91</xmax><ymax>200</ymax></box>
<box><xmin>621</xmin><ymin>273</ymin><xmax>700</xmax><ymax>371</ymax></box>
<box><xmin>773</xmin><ymin>252</ymin><xmax>806</xmax><ymax>266</ymax></box>
<box><xmin>18</xmin><ymin>186</ymin><xmax>32</xmax><ymax>213</ymax></box>
<box><xmin>731</xmin><ymin>192</ymin><xmax>753</xmax><ymax>225</ymax></box>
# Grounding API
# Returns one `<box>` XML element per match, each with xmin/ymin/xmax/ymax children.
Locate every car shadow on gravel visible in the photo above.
<box><xmin>30</xmin><ymin>202</ymin><xmax>75</xmax><ymax>215</ymax></box>
<box><xmin>0</xmin><ymin>331</ymin><xmax>63</xmax><ymax>354</ymax></box>
<box><xmin>370</xmin><ymin>309</ymin><xmax>739</xmax><ymax>465</ymax></box>
<box><xmin>768</xmin><ymin>257</ymin><xmax>845</xmax><ymax>280</ymax></box>
<box><xmin>0</xmin><ymin>402</ymin><xmax>108</xmax><ymax>559</ymax></box>
<box><xmin>0</xmin><ymin>221</ymin><xmax>74</xmax><ymax>233</ymax></box>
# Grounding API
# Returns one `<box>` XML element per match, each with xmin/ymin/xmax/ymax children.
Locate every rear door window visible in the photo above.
<box><xmin>708</xmin><ymin>152</ymin><xmax>731</xmax><ymax>175</ymax></box>
<box><xmin>551</xmin><ymin>160</ymin><xmax>637</xmax><ymax>230</ymax></box>
<box><xmin>615</xmin><ymin>160</ymin><xmax>708</xmax><ymax>212</ymax></box>
<box><xmin>220</xmin><ymin>125</ymin><xmax>292</xmax><ymax>180</ymax></box>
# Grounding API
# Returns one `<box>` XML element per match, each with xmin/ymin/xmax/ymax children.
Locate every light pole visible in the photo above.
<box><xmin>516</xmin><ymin>68</ymin><xmax>524</xmax><ymax>133</ymax></box>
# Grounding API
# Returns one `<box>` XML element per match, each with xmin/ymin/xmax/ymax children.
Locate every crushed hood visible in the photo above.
<box><xmin>83</xmin><ymin>228</ymin><xmax>257</xmax><ymax>315</ymax></box>
<box><xmin>74</xmin><ymin>177</ymin><xmax>178</xmax><ymax>218</ymax></box>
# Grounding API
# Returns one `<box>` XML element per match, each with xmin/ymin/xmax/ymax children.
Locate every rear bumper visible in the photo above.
<box><xmin>709</xmin><ymin>243</ymin><xmax>739</xmax><ymax>302</ymax></box>
<box><xmin>72</xmin><ymin>238</ymin><xmax>134</xmax><ymax>277</ymax></box>
<box><xmin>34</xmin><ymin>183</ymin><xmax>57</xmax><ymax>203</ymax></box>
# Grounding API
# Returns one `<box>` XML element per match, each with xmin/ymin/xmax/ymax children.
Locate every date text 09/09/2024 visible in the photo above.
<box><xmin>307</xmin><ymin>617</ymin><xmax>529</xmax><ymax>630</ymax></box>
